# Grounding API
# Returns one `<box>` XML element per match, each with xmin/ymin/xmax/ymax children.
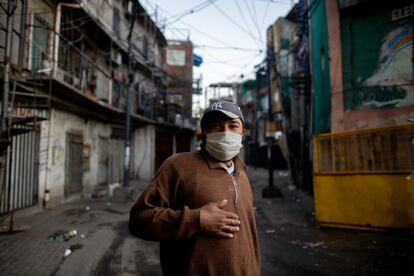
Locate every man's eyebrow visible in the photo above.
<box><xmin>228</xmin><ymin>119</ymin><xmax>241</xmax><ymax>124</ymax></box>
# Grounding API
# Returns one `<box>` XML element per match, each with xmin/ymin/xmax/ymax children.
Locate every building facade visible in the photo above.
<box><xmin>0</xmin><ymin>0</ymin><xmax>193</xmax><ymax>213</ymax></box>
<box><xmin>266</xmin><ymin>3</ymin><xmax>311</xmax><ymax>190</ymax></box>
<box><xmin>310</xmin><ymin>0</ymin><xmax>414</xmax><ymax>230</ymax></box>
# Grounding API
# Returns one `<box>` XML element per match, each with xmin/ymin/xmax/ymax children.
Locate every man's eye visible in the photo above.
<box><xmin>208</xmin><ymin>124</ymin><xmax>220</xmax><ymax>130</ymax></box>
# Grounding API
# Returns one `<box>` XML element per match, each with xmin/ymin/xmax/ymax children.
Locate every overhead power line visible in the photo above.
<box><xmin>251</xmin><ymin>0</ymin><xmax>260</xmax><ymax>29</ymax></box>
<box><xmin>260</xmin><ymin>0</ymin><xmax>271</xmax><ymax>32</ymax></box>
<box><xmin>194</xmin><ymin>44</ymin><xmax>262</xmax><ymax>53</ymax></box>
<box><xmin>166</xmin><ymin>0</ymin><xmax>217</xmax><ymax>25</ymax></box>
<box><xmin>232</xmin><ymin>0</ymin><xmax>262</xmax><ymax>49</ymax></box>
<box><xmin>224</xmin><ymin>52</ymin><xmax>263</xmax><ymax>81</ymax></box>
<box><xmin>146</xmin><ymin>0</ymin><xmax>269</xmax><ymax>84</ymax></box>
<box><xmin>209</xmin><ymin>0</ymin><xmax>263</xmax><ymax>44</ymax></box>
<box><xmin>147</xmin><ymin>0</ymin><xmax>263</xmax><ymax>52</ymax></box>
<box><xmin>196</xmin><ymin>47</ymin><xmax>261</xmax><ymax>65</ymax></box>
<box><xmin>243</xmin><ymin>0</ymin><xmax>263</xmax><ymax>44</ymax></box>
<box><xmin>254</xmin><ymin>0</ymin><xmax>291</xmax><ymax>3</ymax></box>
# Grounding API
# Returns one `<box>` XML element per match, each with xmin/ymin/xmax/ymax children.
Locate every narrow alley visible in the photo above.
<box><xmin>1</xmin><ymin>0</ymin><xmax>414</xmax><ymax>275</ymax></box>
<box><xmin>1</xmin><ymin>167</ymin><xmax>413</xmax><ymax>276</ymax></box>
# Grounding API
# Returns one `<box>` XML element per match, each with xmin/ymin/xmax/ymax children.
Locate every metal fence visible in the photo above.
<box><xmin>57</xmin><ymin>34</ymin><xmax>112</xmax><ymax>103</ymax></box>
<box><xmin>0</xmin><ymin>130</ymin><xmax>40</xmax><ymax>215</ymax></box>
<box><xmin>313</xmin><ymin>125</ymin><xmax>414</xmax><ymax>174</ymax></box>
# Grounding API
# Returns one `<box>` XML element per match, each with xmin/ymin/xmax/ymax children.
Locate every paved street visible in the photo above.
<box><xmin>1</xmin><ymin>167</ymin><xmax>414</xmax><ymax>275</ymax></box>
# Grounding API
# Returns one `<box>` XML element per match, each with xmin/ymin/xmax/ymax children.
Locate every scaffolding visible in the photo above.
<box><xmin>0</xmin><ymin>2</ymin><xmax>50</xmax><ymax>227</ymax></box>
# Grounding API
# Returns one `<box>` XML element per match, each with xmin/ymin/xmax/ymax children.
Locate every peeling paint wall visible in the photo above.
<box><xmin>341</xmin><ymin>1</ymin><xmax>413</xmax><ymax>111</ymax></box>
<box><xmin>330</xmin><ymin>0</ymin><xmax>414</xmax><ymax>131</ymax></box>
<box><xmin>44</xmin><ymin>108</ymin><xmax>110</xmax><ymax>206</ymax></box>
<box><xmin>38</xmin><ymin>120</ymin><xmax>50</xmax><ymax>206</ymax></box>
<box><xmin>326</xmin><ymin>0</ymin><xmax>344</xmax><ymax>132</ymax></box>
<box><xmin>132</xmin><ymin>125</ymin><xmax>155</xmax><ymax>181</ymax></box>
<box><xmin>309</xmin><ymin>0</ymin><xmax>331</xmax><ymax>133</ymax></box>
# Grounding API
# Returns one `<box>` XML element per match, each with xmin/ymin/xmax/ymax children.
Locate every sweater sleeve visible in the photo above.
<box><xmin>129</xmin><ymin>158</ymin><xmax>201</xmax><ymax>241</ymax></box>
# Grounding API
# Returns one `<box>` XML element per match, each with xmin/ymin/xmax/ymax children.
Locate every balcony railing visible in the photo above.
<box><xmin>56</xmin><ymin>35</ymin><xmax>112</xmax><ymax>104</ymax></box>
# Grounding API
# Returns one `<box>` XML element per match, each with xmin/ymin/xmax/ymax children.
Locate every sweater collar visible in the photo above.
<box><xmin>200</xmin><ymin>149</ymin><xmax>247</xmax><ymax>172</ymax></box>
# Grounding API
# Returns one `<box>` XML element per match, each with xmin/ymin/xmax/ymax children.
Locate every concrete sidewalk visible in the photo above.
<box><xmin>0</xmin><ymin>178</ymin><xmax>161</xmax><ymax>276</ymax></box>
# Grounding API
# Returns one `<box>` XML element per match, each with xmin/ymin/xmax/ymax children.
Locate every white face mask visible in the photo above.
<box><xmin>205</xmin><ymin>131</ymin><xmax>243</xmax><ymax>161</ymax></box>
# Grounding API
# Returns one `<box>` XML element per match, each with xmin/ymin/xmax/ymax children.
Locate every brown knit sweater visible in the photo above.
<box><xmin>129</xmin><ymin>150</ymin><xmax>260</xmax><ymax>275</ymax></box>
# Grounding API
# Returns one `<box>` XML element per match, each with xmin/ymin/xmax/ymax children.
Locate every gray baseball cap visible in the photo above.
<box><xmin>200</xmin><ymin>100</ymin><xmax>245</xmax><ymax>128</ymax></box>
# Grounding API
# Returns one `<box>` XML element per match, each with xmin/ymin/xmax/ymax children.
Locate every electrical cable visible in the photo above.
<box><xmin>203</xmin><ymin>61</ymin><xmax>251</xmax><ymax>68</ymax></box>
<box><xmin>60</xmin><ymin>14</ymin><xmax>91</xmax><ymax>26</ymax></box>
<box><xmin>60</xmin><ymin>17</ymin><xmax>94</xmax><ymax>31</ymax></box>
<box><xmin>254</xmin><ymin>0</ymin><xmax>291</xmax><ymax>4</ymax></box>
<box><xmin>209</xmin><ymin>0</ymin><xmax>263</xmax><ymax>44</ymax></box>
<box><xmin>196</xmin><ymin>49</ymin><xmax>256</xmax><ymax>67</ymax></box>
<box><xmin>165</xmin><ymin>0</ymin><xmax>217</xmax><ymax>25</ymax></box>
<box><xmin>251</xmin><ymin>0</ymin><xmax>260</xmax><ymax>33</ymax></box>
<box><xmin>233</xmin><ymin>0</ymin><xmax>262</xmax><ymax>49</ymax></box>
<box><xmin>197</xmin><ymin>47</ymin><xmax>264</xmax><ymax>64</ymax></box>
<box><xmin>147</xmin><ymin>0</ymin><xmax>258</xmax><ymax>51</ymax></box>
<box><xmin>260</xmin><ymin>0</ymin><xmax>271</xmax><ymax>34</ymax></box>
<box><xmin>243</xmin><ymin>0</ymin><xmax>263</xmax><ymax>44</ymax></box>
<box><xmin>224</xmin><ymin>52</ymin><xmax>263</xmax><ymax>81</ymax></box>
<box><xmin>5</xmin><ymin>4</ymin><xmax>194</xmax><ymax>95</ymax></box>
<box><xmin>58</xmin><ymin>12</ymin><xmax>108</xmax><ymax>52</ymax></box>
<box><xmin>0</xmin><ymin>9</ymin><xmax>93</xmax><ymax>31</ymax></box>
<box><xmin>146</xmin><ymin>1</ymin><xmax>273</xmax><ymax>86</ymax></box>
<box><xmin>194</xmin><ymin>44</ymin><xmax>261</xmax><ymax>53</ymax></box>
<box><xmin>196</xmin><ymin>44</ymin><xmax>262</xmax><ymax>60</ymax></box>
<box><xmin>24</xmin><ymin>1</ymin><xmax>281</xmax><ymax>89</ymax></box>
<box><xmin>167</xmin><ymin>27</ymin><xmax>191</xmax><ymax>39</ymax></box>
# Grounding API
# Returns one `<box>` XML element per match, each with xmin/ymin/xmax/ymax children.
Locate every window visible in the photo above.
<box><xmin>142</xmin><ymin>36</ymin><xmax>148</xmax><ymax>59</ymax></box>
<box><xmin>113</xmin><ymin>8</ymin><xmax>120</xmax><ymax>37</ymax></box>
<box><xmin>30</xmin><ymin>15</ymin><xmax>49</xmax><ymax>72</ymax></box>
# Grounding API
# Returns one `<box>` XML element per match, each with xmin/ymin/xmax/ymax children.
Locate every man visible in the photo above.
<box><xmin>129</xmin><ymin>100</ymin><xmax>260</xmax><ymax>276</ymax></box>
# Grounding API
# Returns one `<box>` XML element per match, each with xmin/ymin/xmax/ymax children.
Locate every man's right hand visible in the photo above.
<box><xmin>199</xmin><ymin>199</ymin><xmax>241</xmax><ymax>238</ymax></box>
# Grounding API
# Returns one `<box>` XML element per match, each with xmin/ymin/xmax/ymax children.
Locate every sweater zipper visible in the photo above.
<box><xmin>230</xmin><ymin>175</ymin><xmax>238</xmax><ymax>204</ymax></box>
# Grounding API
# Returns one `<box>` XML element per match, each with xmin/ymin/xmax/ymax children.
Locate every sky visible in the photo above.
<box><xmin>139</xmin><ymin>0</ymin><xmax>294</xmax><ymax>109</ymax></box>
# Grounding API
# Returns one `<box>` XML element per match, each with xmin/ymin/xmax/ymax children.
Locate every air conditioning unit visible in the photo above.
<box><xmin>125</xmin><ymin>1</ymin><xmax>134</xmax><ymax>17</ymax></box>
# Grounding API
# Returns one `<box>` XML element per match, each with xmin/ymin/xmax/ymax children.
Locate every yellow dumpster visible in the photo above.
<box><xmin>313</xmin><ymin>125</ymin><xmax>414</xmax><ymax>230</ymax></box>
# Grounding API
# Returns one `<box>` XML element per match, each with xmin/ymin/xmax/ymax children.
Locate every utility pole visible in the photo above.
<box><xmin>412</xmin><ymin>13</ymin><xmax>413</xmax><ymax>84</ymax></box>
<box><xmin>262</xmin><ymin>54</ymin><xmax>282</xmax><ymax>198</ymax></box>
<box><xmin>1</xmin><ymin>1</ymin><xmax>17</xmax><ymax>135</ymax></box>
<box><xmin>123</xmin><ymin>2</ymin><xmax>138</xmax><ymax>188</ymax></box>
<box><xmin>1</xmin><ymin>1</ymin><xmax>17</xmax><ymax>233</ymax></box>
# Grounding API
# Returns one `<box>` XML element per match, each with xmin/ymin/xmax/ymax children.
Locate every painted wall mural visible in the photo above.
<box><xmin>341</xmin><ymin>2</ymin><xmax>414</xmax><ymax>111</ymax></box>
<box><xmin>362</xmin><ymin>24</ymin><xmax>413</xmax><ymax>109</ymax></box>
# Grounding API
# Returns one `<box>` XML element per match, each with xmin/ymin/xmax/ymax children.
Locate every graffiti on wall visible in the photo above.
<box><xmin>342</xmin><ymin>2</ymin><xmax>414</xmax><ymax>111</ymax></box>
<box><xmin>361</xmin><ymin>23</ymin><xmax>413</xmax><ymax>109</ymax></box>
<box><xmin>52</xmin><ymin>140</ymin><xmax>64</xmax><ymax>165</ymax></box>
<box><xmin>39</xmin><ymin>121</ymin><xmax>49</xmax><ymax>172</ymax></box>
